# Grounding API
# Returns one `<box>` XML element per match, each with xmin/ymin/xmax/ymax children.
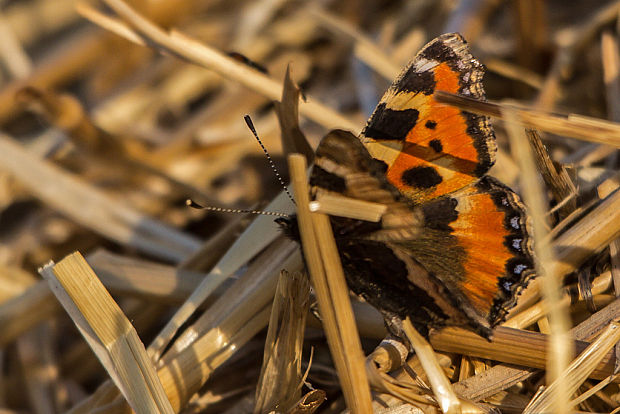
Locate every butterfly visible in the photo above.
<box><xmin>280</xmin><ymin>33</ymin><xmax>535</xmax><ymax>339</ymax></box>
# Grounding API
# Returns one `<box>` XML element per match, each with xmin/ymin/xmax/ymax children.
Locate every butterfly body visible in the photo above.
<box><xmin>282</xmin><ymin>33</ymin><xmax>535</xmax><ymax>339</ymax></box>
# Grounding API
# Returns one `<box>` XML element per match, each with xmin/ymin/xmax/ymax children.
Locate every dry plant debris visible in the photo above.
<box><xmin>1</xmin><ymin>1</ymin><xmax>620</xmax><ymax>413</ymax></box>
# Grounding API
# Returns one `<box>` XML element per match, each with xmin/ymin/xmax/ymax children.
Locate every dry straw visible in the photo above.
<box><xmin>524</xmin><ymin>321</ymin><xmax>620</xmax><ymax>413</ymax></box>
<box><xmin>77</xmin><ymin>0</ymin><xmax>359</xmax><ymax>133</ymax></box>
<box><xmin>6</xmin><ymin>1</ymin><xmax>620</xmax><ymax>413</ymax></box>
<box><xmin>61</xmin><ymin>235</ymin><xmax>300</xmax><ymax>413</ymax></box>
<box><xmin>366</xmin><ymin>340</ymin><xmax>434</xmax><ymax>409</ymax></box>
<box><xmin>0</xmin><ymin>280</ymin><xmax>59</xmax><ymax>347</ymax></box>
<box><xmin>288</xmin><ymin>153</ymin><xmax>373</xmax><ymax>413</ymax></box>
<box><xmin>309</xmin><ymin>193</ymin><xmax>387</xmax><ymax>222</ymax></box>
<box><xmin>309</xmin><ymin>7</ymin><xmax>400</xmax><ymax>81</ymax></box>
<box><xmin>40</xmin><ymin>253</ymin><xmax>174</xmax><ymax>414</ymax></box>
<box><xmin>435</xmin><ymin>91</ymin><xmax>620</xmax><ymax>147</ymax></box>
<box><xmin>511</xmin><ymin>179</ymin><xmax>620</xmax><ymax>315</ymax></box>
<box><xmin>161</xmin><ymin>235</ymin><xmax>299</xmax><ymax>360</ymax></box>
<box><xmin>503</xmin><ymin>106</ymin><xmax>571</xmax><ymax>413</ymax></box>
<box><xmin>431</xmin><ymin>326</ymin><xmax>617</xmax><ymax>380</ymax></box>
<box><xmin>149</xmin><ymin>190</ymin><xmax>293</xmax><ymax>361</ymax></box>
<box><xmin>401</xmin><ymin>319</ymin><xmax>463</xmax><ymax>414</ymax></box>
<box><xmin>453</xmin><ymin>297</ymin><xmax>620</xmax><ymax>402</ymax></box>
<box><xmin>0</xmin><ymin>132</ymin><xmax>200</xmax><ymax>263</ymax></box>
<box><xmin>87</xmin><ymin>249</ymin><xmax>206</xmax><ymax>303</ymax></box>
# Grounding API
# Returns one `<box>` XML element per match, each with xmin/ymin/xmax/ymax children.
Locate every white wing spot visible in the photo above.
<box><xmin>510</xmin><ymin>216</ymin><xmax>520</xmax><ymax>229</ymax></box>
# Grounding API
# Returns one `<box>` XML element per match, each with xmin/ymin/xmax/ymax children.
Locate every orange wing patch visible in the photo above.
<box><xmin>447</xmin><ymin>177</ymin><xmax>534</xmax><ymax>325</ymax></box>
<box><xmin>360</xmin><ymin>33</ymin><xmax>496</xmax><ymax>204</ymax></box>
<box><xmin>452</xmin><ymin>190</ymin><xmax>513</xmax><ymax>312</ymax></box>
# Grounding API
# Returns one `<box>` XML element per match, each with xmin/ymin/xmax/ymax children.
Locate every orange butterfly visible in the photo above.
<box><xmin>282</xmin><ymin>33</ymin><xmax>535</xmax><ymax>338</ymax></box>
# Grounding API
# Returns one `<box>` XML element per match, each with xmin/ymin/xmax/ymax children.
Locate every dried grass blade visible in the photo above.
<box><xmin>78</xmin><ymin>298</ymin><xmax>274</xmax><ymax>413</ymax></box>
<box><xmin>602</xmin><ymin>30</ymin><xmax>620</xmax><ymax>121</ymax></box>
<box><xmin>601</xmin><ymin>29</ymin><xmax>620</xmax><ymax>300</ymax></box>
<box><xmin>311</xmin><ymin>212</ymin><xmax>374</xmax><ymax>410</ymax></box>
<box><xmin>510</xmin><ymin>177</ymin><xmax>620</xmax><ymax>315</ymax></box>
<box><xmin>76</xmin><ymin>2</ymin><xmax>145</xmax><ymax>47</ymax></box>
<box><xmin>612</xmin><ymin>240</ymin><xmax>620</xmax><ymax>297</ymax></box>
<box><xmin>157</xmin><ymin>305</ymin><xmax>272</xmax><ymax>412</ymax></box>
<box><xmin>0</xmin><ymin>28</ymin><xmax>105</xmax><ymax>124</ymax></box>
<box><xmin>310</xmin><ymin>7</ymin><xmax>400</xmax><ymax>80</ymax></box>
<box><xmin>524</xmin><ymin>321</ymin><xmax>620</xmax><ymax>413</ymax></box>
<box><xmin>435</xmin><ymin>91</ymin><xmax>620</xmax><ymax>147</ymax></box>
<box><xmin>365</xmin><ymin>362</ymin><xmax>432</xmax><ymax>409</ymax></box>
<box><xmin>288</xmin><ymin>154</ymin><xmax>373</xmax><ymax>413</ymax></box>
<box><xmin>87</xmin><ymin>250</ymin><xmax>205</xmax><ymax>303</ymax></box>
<box><xmin>39</xmin><ymin>252</ymin><xmax>173</xmax><ymax>414</ymax></box>
<box><xmin>16</xmin><ymin>326</ymin><xmax>55</xmax><ymax>414</ymax></box>
<box><xmin>503</xmin><ymin>106</ymin><xmax>571</xmax><ymax>413</ymax></box>
<box><xmin>149</xmin><ymin>191</ymin><xmax>293</xmax><ymax>360</ymax></box>
<box><xmin>366</xmin><ymin>341</ymin><xmax>437</xmax><ymax>410</ymax></box>
<box><xmin>274</xmin><ymin>66</ymin><xmax>314</xmax><ymax>163</ymax></box>
<box><xmin>431</xmin><ymin>326</ymin><xmax>616</xmax><ymax>380</ymax></box>
<box><xmin>569</xmin><ymin>372</ymin><xmax>620</xmax><ymax>408</ymax></box>
<box><xmin>0</xmin><ymin>132</ymin><xmax>200</xmax><ymax>262</ymax></box>
<box><xmin>287</xmin><ymin>389</ymin><xmax>326</xmax><ymax>414</ymax></box>
<box><xmin>88</xmin><ymin>0</ymin><xmax>358</xmax><ymax>133</ymax></box>
<box><xmin>163</xmin><ymin>236</ymin><xmax>300</xmax><ymax>360</ymax></box>
<box><xmin>484</xmin><ymin>58</ymin><xmax>544</xmax><ymax>90</ymax></box>
<box><xmin>453</xmin><ymin>296</ymin><xmax>620</xmax><ymax>402</ymax></box>
<box><xmin>309</xmin><ymin>193</ymin><xmax>387</xmax><ymax>222</ymax></box>
<box><xmin>525</xmin><ymin>129</ymin><xmax>577</xmax><ymax>217</ymax></box>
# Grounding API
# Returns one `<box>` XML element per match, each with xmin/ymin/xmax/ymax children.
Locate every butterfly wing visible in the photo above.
<box><xmin>311</xmin><ymin>130</ymin><xmax>534</xmax><ymax>338</ymax></box>
<box><xmin>386</xmin><ymin>176</ymin><xmax>536</xmax><ymax>335</ymax></box>
<box><xmin>360</xmin><ymin>33</ymin><xmax>496</xmax><ymax>204</ymax></box>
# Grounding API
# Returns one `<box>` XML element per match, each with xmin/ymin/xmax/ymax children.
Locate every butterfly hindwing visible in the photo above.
<box><xmin>396</xmin><ymin>176</ymin><xmax>536</xmax><ymax>333</ymax></box>
<box><xmin>360</xmin><ymin>33</ymin><xmax>496</xmax><ymax>204</ymax></box>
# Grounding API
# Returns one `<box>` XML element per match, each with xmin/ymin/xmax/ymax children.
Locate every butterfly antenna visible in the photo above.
<box><xmin>244</xmin><ymin>115</ymin><xmax>296</xmax><ymax>205</ymax></box>
<box><xmin>186</xmin><ymin>199</ymin><xmax>290</xmax><ymax>218</ymax></box>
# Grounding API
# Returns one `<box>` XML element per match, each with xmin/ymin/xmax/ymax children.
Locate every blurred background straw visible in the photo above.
<box><xmin>0</xmin><ymin>1</ymin><xmax>620</xmax><ymax>413</ymax></box>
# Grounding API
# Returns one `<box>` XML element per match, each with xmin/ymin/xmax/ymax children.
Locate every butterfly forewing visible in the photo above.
<box><xmin>360</xmin><ymin>33</ymin><xmax>496</xmax><ymax>204</ymax></box>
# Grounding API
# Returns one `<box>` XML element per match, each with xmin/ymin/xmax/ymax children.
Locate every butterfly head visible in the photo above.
<box><xmin>275</xmin><ymin>215</ymin><xmax>300</xmax><ymax>241</ymax></box>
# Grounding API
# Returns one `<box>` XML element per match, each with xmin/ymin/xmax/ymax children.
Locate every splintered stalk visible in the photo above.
<box><xmin>40</xmin><ymin>253</ymin><xmax>174</xmax><ymax>414</ymax></box>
